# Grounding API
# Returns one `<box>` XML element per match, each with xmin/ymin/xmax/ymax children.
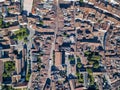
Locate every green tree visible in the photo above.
<box><xmin>5</xmin><ymin>22</ymin><xmax>10</xmax><ymax>27</ymax></box>
<box><xmin>0</xmin><ymin>18</ymin><xmax>3</xmax><ymax>28</ymax></box>
<box><xmin>79</xmin><ymin>74</ymin><xmax>84</xmax><ymax>83</ymax></box>
<box><xmin>2</xmin><ymin>85</ymin><xmax>14</xmax><ymax>90</ymax></box>
<box><xmin>3</xmin><ymin>61</ymin><xmax>15</xmax><ymax>79</ymax></box>
<box><xmin>88</xmin><ymin>74</ymin><xmax>94</xmax><ymax>85</ymax></box>
<box><xmin>76</xmin><ymin>72</ymin><xmax>84</xmax><ymax>83</ymax></box>
<box><xmin>93</xmin><ymin>61</ymin><xmax>99</xmax><ymax>69</ymax></box>
<box><xmin>14</xmin><ymin>28</ymin><xmax>29</xmax><ymax>41</ymax></box>
<box><xmin>26</xmin><ymin>73</ymin><xmax>31</xmax><ymax>82</ymax></box>
<box><xmin>86</xmin><ymin>68</ymin><xmax>92</xmax><ymax>75</ymax></box>
<box><xmin>84</xmin><ymin>51</ymin><xmax>91</xmax><ymax>56</ymax></box>
<box><xmin>39</xmin><ymin>20</ymin><xmax>43</xmax><ymax>25</ymax></box>
<box><xmin>77</xmin><ymin>63</ymin><xmax>82</xmax><ymax>68</ymax></box>
<box><xmin>80</xmin><ymin>0</ymin><xmax>84</xmax><ymax>3</ymax></box>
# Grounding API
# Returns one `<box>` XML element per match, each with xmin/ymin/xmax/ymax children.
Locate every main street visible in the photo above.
<box><xmin>48</xmin><ymin>0</ymin><xmax>59</xmax><ymax>78</ymax></box>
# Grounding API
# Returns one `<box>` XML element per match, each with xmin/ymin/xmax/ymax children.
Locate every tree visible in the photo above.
<box><xmin>3</xmin><ymin>61</ymin><xmax>15</xmax><ymax>79</ymax></box>
<box><xmin>88</xmin><ymin>74</ymin><xmax>94</xmax><ymax>85</ymax></box>
<box><xmin>38</xmin><ymin>57</ymin><xmax>41</xmax><ymax>63</ymax></box>
<box><xmin>88</xmin><ymin>61</ymin><xmax>94</xmax><ymax>65</ymax></box>
<box><xmin>14</xmin><ymin>28</ymin><xmax>29</xmax><ymax>41</ymax></box>
<box><xmin>77</xmin><ymin>63</ymin><xmax>82</xmax><ymax>68</ymax></box>
<box><xmin>59</xmin><ymin>70</ymin><xmax>66</xmax><ymax>77</ymax></box>
<box><xmin>93</xmin><ymin>61</ymin><xmax>99</xmax><ymax>69</ymax></box>
<box><xmin>86</xmin><ymin>68</ymin><xmax>92</xmax><ymax>75</ymax></box>
<box><xmin>68</xmin><ymin>56</ymin><xmax>75</xmax><ymax>61</ymax></box>
<box><xmin>39</xmin><ymin>20</ymin><xmax>43</xmax><ymax>25</ymax></box>
<box><xmin>26</xmin><ymin>73</ymin><xmax>31</xmax><ymax>82</ymax></box>
<box><xmin>77</xmin><ymin>56</ymin><xmax>81</xmax><ymax>63</ymax></box>
<box><xmin>76</xmin><ymin>72</ymin><xmax>84</xmax><ymax>83</ymax></box>
<box><xmin>76</xmin><ymin>72</ymin><xmax>80</xmax><ymax>77</ymax></box>
<box><xmin>2</xmin><ymin>85</ymin><xmax>14</xmax><ymax>90</ymax></box>
<box><xmin>84</xmin><ymin>51</ymin><xmax>91</xmax><ymax>56</ymax></box>
<box><xmin>63</xmin><ymin>32</ymin><xmax>69</xmax><ymax>37</ymax></box>
<box><xmin>78</xmin><ymin>74</ymin><xmax>84</xmax><ymax>83</ymax></box>
<box><xmin>5</xmin><ymin>22</ymin><xmax>10</xmax><ymax>27</ymax></box>
<box><xmin>80</xmin><ymin>0</ymin><xmax>84</xmax><ymax>3</ymax></box>
<box><xmin>88</xmin><ymin>85</ymin><xmax>96</xmax><ymax>90</ymax></box>
<box><xmin>91</xmin><ymin>55</ymin><xmax>101</xmax><ymax>61</ymax></box>
<box><xmin>0</xmin><ymin>18</ymin><xmax>3</xmax><ymax>28</ymax></box>
<box><xmin>24</xmin><ymin>37</ymin><xmax>28</xmax><ymax>43</ymax></box>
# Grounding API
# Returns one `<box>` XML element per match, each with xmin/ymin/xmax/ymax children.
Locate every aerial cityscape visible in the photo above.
<box><xmin>0</xmin><ymin>0</ymin><xmax>120</xmax><ymax>90</ymax></box>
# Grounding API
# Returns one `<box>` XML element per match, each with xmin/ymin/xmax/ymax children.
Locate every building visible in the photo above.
<box><xmin>55</xmin><ymin>51</ymin><xmax>65</xmax><ymax>67</ymax></box>
<box><xmin>55</xmin><ymin>51</ymin><xmax>62</xmax><ymax>67</ymax></box>
<box><xmin>15</xmin><ymin>59</ymin><xmax>21</xmax><ymax>75</ymax></box>
<box><xmin>23</xmin><ymin>0</ymin><xmax>33</xmax><ymax>15</ymax></box>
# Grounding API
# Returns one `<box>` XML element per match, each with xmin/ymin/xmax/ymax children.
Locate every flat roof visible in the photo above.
<box><xmin>23</xmin><ymin>0</ymin><xmax>33</xmax><ymax>14</ymax></box>
<box><xmin>55</xmin><ymin>51</ymin><xmax>62</xmax><ymax>66</ymax></box>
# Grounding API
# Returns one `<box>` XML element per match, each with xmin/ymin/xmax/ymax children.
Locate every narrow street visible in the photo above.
<box><xmin>27</xmin><ymin>25</ymin><xmax>35</xmax><ymax>70</ymax></box>
<box><xmin>48</xmin><ymin>0</ymin><xmax>60</xmax><ymax>78</ymax></box>
<box><xmin>27</xmin><ymin>25</ymin><xmax>35</xmax><ymax>89</ymax></box>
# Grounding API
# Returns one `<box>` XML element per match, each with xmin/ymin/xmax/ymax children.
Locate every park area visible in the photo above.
<box><xmin>84</xmin><ymin>51</ymin><xmax>101</xmax><ymax>69</ymax></box>
<box><xmin>14</xmin><ymin>28</ymin><xmax>29</xmax><ymax>41</ymax></box>
<box><xmin>2</xmin><ymin>61</ymin><xmax>15</xmax><ymax>82</ymax></box>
